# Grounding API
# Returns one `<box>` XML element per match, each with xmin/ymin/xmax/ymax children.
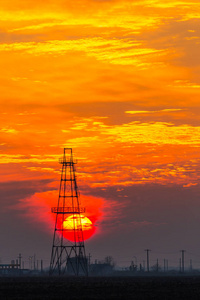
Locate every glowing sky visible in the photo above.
<box><xmin>0</xmin><ymin>0</ymin><xmax>200</xmax><ymax>268</ymax></box>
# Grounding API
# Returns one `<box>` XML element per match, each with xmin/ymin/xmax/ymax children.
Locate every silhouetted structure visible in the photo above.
<box><xmin>90</xmin><ymin>263</ymin><xmax>113</xmax><ymax>276</ymax></box>
<box><xmin>49</xmin><ymin>148</ymin><xmax>88</xmax><ymax>276</ymax></box>
<box><xmin>180</xmin><ymin>250</ymin><xmax>186</xmax><ymax>273</ymax></box>
<box><xmin>145</xmin><ymin>249</ymin><xmax>151</xmax><ymax>272</ymax></box>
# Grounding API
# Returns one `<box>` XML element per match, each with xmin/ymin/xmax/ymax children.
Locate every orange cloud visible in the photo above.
<box><xmin>0</xmin><ymin>0</ymin><xmax>200</xmax><ymax>245</ymax></box>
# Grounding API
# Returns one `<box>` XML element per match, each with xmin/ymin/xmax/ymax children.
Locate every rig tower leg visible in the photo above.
<box><xmin>49</xmin><ymin>148</ymin><xmax>88</xmax><ymax>276</ymax></box>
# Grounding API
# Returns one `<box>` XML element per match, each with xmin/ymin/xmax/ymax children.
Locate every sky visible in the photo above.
<box><xmin>0</xmin><ymin>0</ymin><xmax>200</xmax><ymax>270</ymax></box>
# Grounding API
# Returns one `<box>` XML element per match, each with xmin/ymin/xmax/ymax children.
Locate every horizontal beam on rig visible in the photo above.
<box><xmin>59</xmin><ymin>195</ymin><xmax>78</xmax><ymax>198</ymax></box>
<box><xmin>61</xmin><ymin>179</ymin><xmax>75</xmax><ymax>181</ymax></box>
<box><xmin>51</xmin><ymin>207</ymin><xmax>86</xmax><ymax>214</ymax></box>
<box><xmin>55</xmin><ymin>228</ymin><xmax>82</xmax><ymax>231</ymax></box>
<box><xmin>59</xmin><ymin>158</ymin><xmax>77</xmax><ymax>165</ymax></box>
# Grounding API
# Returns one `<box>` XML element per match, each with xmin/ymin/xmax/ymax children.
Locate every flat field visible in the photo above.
<box><xmin>0</xmin><ymin>276</ymin><xmax>200</xmax><ymax>299</ymax></box>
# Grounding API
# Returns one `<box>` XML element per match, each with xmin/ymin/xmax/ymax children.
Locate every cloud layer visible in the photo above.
<box><xmin>0</xmin><ymin>0</ymin><xmax>200</xmax><ymax>266</ymax></box>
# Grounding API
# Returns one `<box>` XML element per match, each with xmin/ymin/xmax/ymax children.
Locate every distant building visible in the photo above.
<box><xmin>67</xmin><ymin>257</ymin><xmax>88</xmax><ymax>276</ymax></box>
<box><xmin>90</xmin><ymin>263</ymin><xmax>114</xmax><ymax>276</ymax></box>
<box><xmin>0</xmin><ymin>263</ymin><xmax>21</xmax><ymax>276</ymax></box>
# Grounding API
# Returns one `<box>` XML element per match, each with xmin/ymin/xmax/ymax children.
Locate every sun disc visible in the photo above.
<box><xmin>62</xmin><ymin>214</ymin><xmax>95</xmax><ymax>241</ymax></box>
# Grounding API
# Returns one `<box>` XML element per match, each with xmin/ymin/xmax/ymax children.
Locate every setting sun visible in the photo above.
<box><xmin>62</xmin><ymin>214</ymin><xmax>95</xmax><ymax>242</ymax></box>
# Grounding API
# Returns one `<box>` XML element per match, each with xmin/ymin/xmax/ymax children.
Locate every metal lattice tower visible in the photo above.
<box><xmin>49</xmin><ymin>148</ymin><xmax>88</xmax><ymax>276</ymax></box>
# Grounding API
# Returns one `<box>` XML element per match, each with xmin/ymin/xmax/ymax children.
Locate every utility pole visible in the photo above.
<box><xmin>41</xmin><ymin>260</ymin><xmax>43</xmax><ymax>273</ymax></box>
<box><xmin>156</xmin><ymin>259</ymin><xmax>159</xmax><ymax>272</ymax></box>
<box><xmin>139</xmin><ymin>263</ymin><xmax>142</xmax><ymax>271</ymax></box>
<box><xmin>145</xmin><ymin>249</ymin><xmax>151</xmax><ymax>272</ymax></box>
<box><xmin>180</xmin><ymin>250</ymin><xmax>186</xmax><ymax>273</ymax></box>
<box><xmin>18</xmin><ymin>253</ymin><xmax>22</xmax><ymax>269</ymax></box>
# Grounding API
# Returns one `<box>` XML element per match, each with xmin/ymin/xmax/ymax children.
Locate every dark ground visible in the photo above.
<box><xmin>0</xmin><ymin>276</ymin><xmax>200</xmax><ymax>299</ymax></box>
